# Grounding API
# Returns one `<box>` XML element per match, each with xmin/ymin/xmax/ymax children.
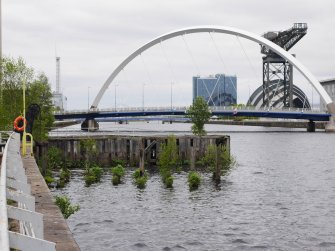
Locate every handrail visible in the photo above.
<box><xmin>0</xmin><ymin>132</ymin><xmax>11</xmax><ymax>251</ymax></box>
<box><xmin>0</xmin><ymin>132</ymin><xmax>55</xmax><ymax>251</ymax></box>
<box><xmin>54</xmin><ymin>105</ymin><xmax>328</xmax><ymax>115</ymax></box>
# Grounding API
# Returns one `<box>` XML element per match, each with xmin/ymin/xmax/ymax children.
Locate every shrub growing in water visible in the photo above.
<box><xmin>111</xmin><ymin>164</ymin><xmax>126</xmax><ymax>185</ymax></box>
<box><xmin>84</xmin><ymin>164</ymin><xmax>103</xmax><ymax>186</ymax></box>
<box><xmin>188</xmin><ymin>171</ymin><xmax>201</xmax><ymax>190</ymax></box>
<box><xmin>158</xmin><ymin>135</ymin><xmax>179</xmax><ymax>188</ymax></box>
<box><xmin>201</xmin><ymin>145</ymin><xmax>235</xmax><ymax>178</ymax></box>
<box><xmin>165</xmin><ymin>176</ymin><xmax>174</xmax><ymax>188</ymax></box>
<box><xmin>54</xmin><ymin>195</ymin><xmax>80</xmax><ymax>219</ymax></box>
<box><xmin>132</xmin><ymin>168</ymin><xmax>148</xmax><ymax>189</ymax></box>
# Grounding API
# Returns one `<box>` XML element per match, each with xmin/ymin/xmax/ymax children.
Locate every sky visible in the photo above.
<box><xmin>3</xmin><ymin>0</ymin><xmax>335</xmax><ymax>110</ymax></box>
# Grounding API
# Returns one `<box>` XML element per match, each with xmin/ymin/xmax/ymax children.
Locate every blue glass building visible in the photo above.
<box><xmin>192</xmin><ymin>74</ymin><xmax>237</xmax><ymax>106</ymax></box>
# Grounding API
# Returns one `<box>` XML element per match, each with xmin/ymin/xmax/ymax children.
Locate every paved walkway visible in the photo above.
<box><xmin>22</xmin><ymin>154</ymin><xmax>80</xmax><ymax>251</ymax></box>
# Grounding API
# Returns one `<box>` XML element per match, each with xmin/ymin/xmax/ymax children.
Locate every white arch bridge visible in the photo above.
<box><xmin>83</xmin><ymin>26</ymin><xmax>335</xmax><ymax>131</ymax></box>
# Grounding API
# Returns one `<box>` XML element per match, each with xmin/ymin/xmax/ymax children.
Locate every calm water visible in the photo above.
<box><xmin>52</xmin><ymin>123</ymin><xmax>335</xmax><ymax>250</ymax></box>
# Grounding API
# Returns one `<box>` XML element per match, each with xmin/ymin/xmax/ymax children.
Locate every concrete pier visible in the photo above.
<box><xmin>22</xmin><ymin>154</ymin><xmax>80</xmax><ymax>251</ymax></box>
<box><xmin>46</xmin><ymin>135</ymin><xmax>230</xmax><ymax>167</ymax></box>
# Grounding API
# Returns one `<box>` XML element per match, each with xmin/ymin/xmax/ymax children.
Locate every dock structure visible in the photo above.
<box><xmin>0</xmin><ymin>132</ymin><xmax>80</xmax><ymax>251</ymax></box>
<box><xmin>23</xmin><ymin>151</ymin><xmax>80</xmax><ymax>251</ymax></box>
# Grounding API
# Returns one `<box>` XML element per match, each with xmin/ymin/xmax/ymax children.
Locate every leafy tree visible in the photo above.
<box><xmin>0</xmin><ymin>57</ymin><xmax>34</xmax><ymax>130</ymax></box>
<box><xmin>27</xmin><ymin>74</ymin><xmax>55</xmax><ymax>142</ymax></box>
<box><xmin>186</xmin><ymin>97</ymin><xmax>212</xmax><ymax>136</ymax></box>
<box><xmin>158</xmin><ymin>135</ymin><xmax>179</xmax><ymax>188</ymax></box>
<box><xmin>0</xmin><ymin>56</ymin><xmax>54</xmax><ymax>141</ymax></box>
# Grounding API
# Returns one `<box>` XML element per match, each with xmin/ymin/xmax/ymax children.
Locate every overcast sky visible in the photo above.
<box><xmin>3</xmin><ymin>0</ymin><xmax>335</xmax><ymax>109</ymax></box>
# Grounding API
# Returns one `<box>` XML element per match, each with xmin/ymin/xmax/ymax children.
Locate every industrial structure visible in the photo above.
<box><xmin>52</xmin><ymin>57</ymin><xmax>67</xmax><ymax>111</ymax></box>
<box><xmin>320</xmin><ymin>78</ymin><xmax>335</xmax><ymax>111</ymax></box>
<box><xmin>248</xmin><ymin>23</ymin><xmax>310</xmax><ymax>109</ymax></box>
<box><xmin>192</xmin><ymin>74</ymin><xmax>237</xmax><ymax>106</ymax></box>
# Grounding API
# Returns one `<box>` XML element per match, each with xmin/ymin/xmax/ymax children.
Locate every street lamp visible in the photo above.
<box><xmin>114</xmin><ymin>84</ymin><xmax>118</xmax><ymax>110</ymax></box>
<box><xmin>87</xmin><ymin>86</ymin><xmax>90</xmax><ymax>111</ymax></box>
<box><xmin>170</xmin><ymin>82</ymin><xmax>174</xmax><ymax>110</ymax></box>
<box><xmin>142</xmin><ymin>83</ymin><xmax>146</xmax><ymax>111</ymax></box>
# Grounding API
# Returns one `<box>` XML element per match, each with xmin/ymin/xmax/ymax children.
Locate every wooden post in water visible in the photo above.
<box><xmin>139</xmin><ymin>138</ymin><xmax>145</xmax><ymax>176</ymax></box>
<box><xmin>214</xmin><ymin>137</ymin><xmax>225</xmax><ymax>184</ymax></box>
<box><xmin>190</xmin><ymin>138</ymin><xmax>195</xmax><ymax>170</ymax></box>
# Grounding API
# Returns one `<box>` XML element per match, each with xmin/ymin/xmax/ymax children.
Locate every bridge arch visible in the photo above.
<box><xmin>91</xmin><ymin>26</ymin><xmax>332</xmax><ymax>111</ymax></box>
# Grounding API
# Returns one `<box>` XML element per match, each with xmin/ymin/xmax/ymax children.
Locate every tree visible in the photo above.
<box><xmin>27</xmin><ymin>74</ymin><xmax>55</xmax><ymax>142</ymax></box>
<box><xmin>0</xmin><ymin>56</ymin><xmax>54</xmax><ymax>141</ymax></box>
<box><xmin>186</xmin><ymin>97</ymin><xmax>212</xmax><ymax>136</ymax></box>
<box><xmin>0</xmin><ymin>57</ymin><xmax>34</xmax><ymax>130</ymax></box>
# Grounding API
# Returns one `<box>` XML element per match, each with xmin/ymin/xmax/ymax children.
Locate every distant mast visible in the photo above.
<box><xmin>56</xmin><ymin>56</ymin><xmax>60</xmax><ymax>93</ymax></box>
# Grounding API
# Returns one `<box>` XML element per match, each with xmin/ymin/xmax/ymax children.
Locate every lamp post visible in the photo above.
<box><xmin>114</xmin><ymin>84</ymin><xmax>118</xmax><ymax>110</ymax></box>
<box><xmin>142</xmin><ymin>83</ymin><xmax>146</xmax><ymax>111</ymax></box>
<box><xmin>87</xmin><ymin>86</ymin><xmax>90</xmax><ymax>111</ymax></box>
<box><xmin>170</xmin><ymin>82</ymin><xmax>173</xmax><ymax>110</ymax></box>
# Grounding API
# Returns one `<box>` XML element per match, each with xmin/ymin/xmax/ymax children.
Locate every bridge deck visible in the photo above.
<box><xmin>22</xmin><ymin>154</ymin><xmax>80</xmax><ymax>251</ymax></box>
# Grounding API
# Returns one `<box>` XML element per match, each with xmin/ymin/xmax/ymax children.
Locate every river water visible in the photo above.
<box><xmin>52</xmin><ymin>122</ymin><xmax>335</xmax><ymax>250</ymax></box>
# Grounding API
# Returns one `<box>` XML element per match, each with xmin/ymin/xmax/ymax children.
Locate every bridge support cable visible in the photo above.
<box><xmin>181</xmin><ymin>34</ymin><xmax>201</xmax><ymax>75</ymax></box>
<box><xmin>159</xmin><ymin>41</ymin><xmax>178</xmax><ymax>86</ymax></box>
<box><xmin>182</xmin><ymin>34</ymin><xmax>215</xmax><ymax>105</ymax></box>
<box><xmin>235</xmin><ymin>36</ymin><xmax>263</xmax><ymax>105</ymax></box>
<box><xmin>140</xmin><ymin>54</ymin><xmax>154</xmax><ymax>88</ymax></box>
<box><xmin>209</xmin><ymin>32</ymin><xmax>239</xmax><ymax>105</ymax></box>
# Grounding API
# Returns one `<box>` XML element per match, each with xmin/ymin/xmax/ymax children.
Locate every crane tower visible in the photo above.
<box><xmin>261</xmin><ymin>23</ymin><xmax>308</xmax><ymax>108</ymax></box>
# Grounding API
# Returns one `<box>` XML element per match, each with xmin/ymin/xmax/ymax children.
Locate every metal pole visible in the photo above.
<box><xmin>142</xmin><ymin>83</ymin><xmax>145</xmax><ymax>111</ymax></box>
<box><xmin>87</xmin><ymin>86</ymin><xmax>90</xmax><ymax>111</ymax></box>
<box><xmin>22</xmin><ymin>79</ymin><xmax>27</xmax><ymax>155</ymax></box>
<box><xmin>114</xmin><ymin>84</ymin><xmax>118</xmax><ymax>110</ymax></box>
<box><xmin>170</xmin><ymin>82</ymin><xmax>173</xmax><ymax>110</ymax></box>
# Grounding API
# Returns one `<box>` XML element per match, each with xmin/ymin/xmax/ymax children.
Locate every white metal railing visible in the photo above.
<box><xmin>54</xmin><ymin>105</ymin><xmax>328</xmax><ymax>115</ymax></box>
<box><xmin>0</xmin><ymin>132</ymin><xmax>56</xmax><ymax>251</ymax></box>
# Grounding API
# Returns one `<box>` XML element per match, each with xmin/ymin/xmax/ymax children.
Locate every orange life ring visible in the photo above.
<box><xmin>13</xmin><ymin>116</ymin><xmax>27</xmax><ymax>132</ymax></box>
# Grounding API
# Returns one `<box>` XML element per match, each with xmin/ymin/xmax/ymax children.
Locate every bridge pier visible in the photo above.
<box><xmin>325</xmin><ymin>103</ymin><xmax>335</xmax><ymax>132</ymax></box>
<box><xmin>81</xmin><ymin>118</ymin><xmax>99</xmax><ymax>131</ymax></box>
<box><xmin>307</xmin><ymin>120</ymin><xmax>315</xmax><ymax>132</ymax></box>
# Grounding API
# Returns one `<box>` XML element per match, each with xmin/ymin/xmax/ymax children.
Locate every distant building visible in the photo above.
<box><xmin>320</xmin><ymin>78</ymin><xmax>335</xmax><ymax>111</ymax></box>
<box><xmin>52</xmin><ymin>92</ymin><xmax>67</xmax><ymax>111</ymax></box>
<box><xmin>193</xmin><ymin>74</ymin><xmax>237</xmax><ymax>106</ymax></box>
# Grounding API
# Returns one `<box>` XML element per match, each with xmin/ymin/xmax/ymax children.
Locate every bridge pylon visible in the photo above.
<box><xmin>81</xmin><ymin>118</ymin><xmax>99</xmax><ymax>131</ymax></box>
<box><xmin>326</xmin><ymin>103</ymin><xmax>335</xmax><ymax>132</ymax></box>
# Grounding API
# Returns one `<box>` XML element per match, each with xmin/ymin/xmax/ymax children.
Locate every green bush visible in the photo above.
<box><xmin>188</xmin><ymin>171</ymin><xmax>201</xmax><ymax>190</ymax></box>
<box><xmin>132</xmin><ymin>169</ymin><xmax>148</xmax><ymax>189</ymax></box>
<box><xmin>112</xmin><ymin>175</ymin><xmax>121</xmax><ymax>185</ymax></box>
<box><xmin>59</xmin><ymin>167</ymin><xmax>71</xmax><ymax>183</ymax></box>
<box><xmin>132</xmin><ymin>168</ymin><xmax>142</xmax><ymax>179</ymax></box>
<box><xmin>54</xmin><ymin>195</ymin><xmax>80</xmax><ymax>219</ymax></box>
<box><xmin>111</xmin><ymin>164</ymin><xmax>125</xmax><ymax>178</ymax></box>
<box><xmin>165</xmin><ymin>176</ymin><xmax>174</xmax><ymax>188</ymax></box>
<box><xmin>44</xmin><ymin>176</ymin><xmax>55</xmax><ymax>185</ymax></box>
<box><xmin>91</xmin><ymin>165</ymin><xmax>103</xmax><ymax>181</ymax></box>
<box><xmin>135</xmin><ymin>176</ymin><xmax>148</xmax><ymax>189</ymax></box>
<box><xmin>84</xmin><ymin>175</ymin><xmax>96</xmax><ymax>186</ymax></box>
<box><xmin>84</xmin><ymin>164</ymin><xmax>103</xmax><ymax>186</ymax></box>
<box><xmin>47</xmin><ymin>146</ymin><xmax>63</xmax><ymax>170</ymax></box>
<box><xmin>111</xmin><ymin>164</ymin><xmax>125</xmax><ymax>185</ymax></box>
